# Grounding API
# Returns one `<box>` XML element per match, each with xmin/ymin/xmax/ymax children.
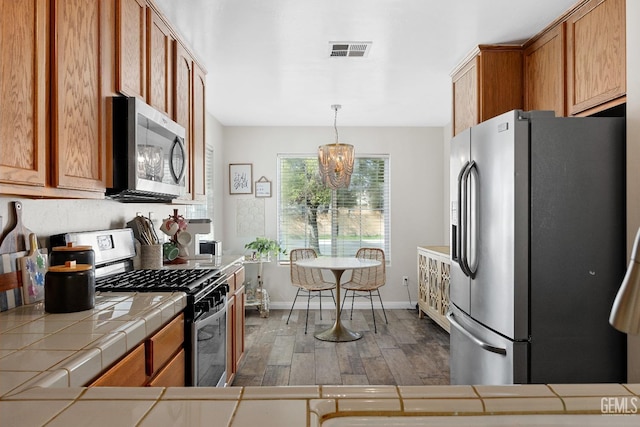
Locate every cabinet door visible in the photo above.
<box><xmin>90</xmin><ymin>343</ymin><xmax>147</xmax><ymax>387</ymax></box>
<box><xmin>226</xmin><ymin>293</ymin><xmax>236</xmax><ymax>384</ymax></box>
<box><xmin>147</xmin><ymin>349</ymin><xmax>185</xmax><ymax>387</ymax></box>
<box><xmin>478</xmin><ymin>49</ymin><xmax>523</xmax><ymax>121</ymax></box>
<box><xmin>116</xmin><ymin>0</ymin><xmax>146</xmax><ymax>99</ymax></box>
<box><xmin>234</xmin><ymin>284</ymin><xmax>245</xmax><ymax>368</ymax></box>
<box><xmin>192</xmin><ymin>63</ymin><xmax>207</xmax><ymax>201</ymax></box>
<box><xmin>146</xmin><ymin>313</ymin><xmax>184</xmax><ymax>376</ymax></box>
<box><xmin>174</xmin><ymin>41</ymin><xmax>192</xmax><ymax>199</ymax></box>
<box><xmin>566</xmin><ymin>0</ymin><xmax>625</xmax><ymax>115</ymax></box>
<box><xmin>0</xmin><ymin>0</ymin><xmax>47</xmax><ymax>187</ymax></box>
<box><xmin>417</xmin><ymin>249</ymin><xmax>428</xmax><ymax>318</ymax></box>
<box><xmin>452</xmin><ymin>58</ymin><xmax>478</xmax><ymax>136</ymax></box>
<box><xmin>147</xmin><ymin>7</ymin><xmax>173</xmax><ymax>116</ymax></box>
<box><xmin>51</xmin><ymin>0</ymin><xmax>106</xmax><ymax>193</ymax></box>
<box><xmin>524</xmin><ymin>24</ymin><xmax>566</xmax><ymax>116</ymax></box>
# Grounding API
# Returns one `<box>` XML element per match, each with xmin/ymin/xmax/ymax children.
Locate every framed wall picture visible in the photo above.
<box><xmin>229</xmin><ymin>163</ymin><xmax>253</xmax><ymax>194</ymax></box>
<box><xmin>255</xmin><ymin>176</ymin><xmax>271</xmax><ymax>198</ymax></box>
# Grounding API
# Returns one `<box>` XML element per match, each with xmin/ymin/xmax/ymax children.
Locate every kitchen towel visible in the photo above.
<box><xmin>0</xmin><ymin>251</ymin><xmax>28</xmax><ymax>312</ymax></box>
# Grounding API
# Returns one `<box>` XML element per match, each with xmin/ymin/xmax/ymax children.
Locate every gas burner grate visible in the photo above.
<box><xmin>96</xmin><ymin>268</ymin><xmax>220</xmax><ymax>293</ymax></box>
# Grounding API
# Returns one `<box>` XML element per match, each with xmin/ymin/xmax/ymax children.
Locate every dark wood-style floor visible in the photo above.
<box><xmin>233</xmin><ymin>307</ymin><xmax>450</xmax><ymax>386</ymax></box>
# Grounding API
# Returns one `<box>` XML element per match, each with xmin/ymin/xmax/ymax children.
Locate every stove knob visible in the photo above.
<box><xmin>195</xmin><ymin>300</ymin><xmax>210</xmax><ymax>312</ymax></box>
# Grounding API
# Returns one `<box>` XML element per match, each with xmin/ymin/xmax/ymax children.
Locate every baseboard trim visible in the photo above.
<box><xmin>267</xmin><ymin>301</ymin><xmax>416</xmax><ymax>311</ymax></box>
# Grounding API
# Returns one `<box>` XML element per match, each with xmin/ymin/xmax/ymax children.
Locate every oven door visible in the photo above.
<box><xmin>191</xmin><ymin>298</ymin><xmax>227</xmax><ymax>387</ymax></box>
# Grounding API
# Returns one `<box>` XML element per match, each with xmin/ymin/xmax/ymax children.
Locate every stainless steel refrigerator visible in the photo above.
<box><xmin>448</xmin><ymin>109</ymin><xmax>627</xmax><ymax>385</ymax></box>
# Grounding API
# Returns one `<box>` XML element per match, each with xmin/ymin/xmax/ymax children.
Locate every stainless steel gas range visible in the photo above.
<box><xmin>50</xmin><ymin>228</ymin><xmax>228</xmax><ymax>387</ymax></box>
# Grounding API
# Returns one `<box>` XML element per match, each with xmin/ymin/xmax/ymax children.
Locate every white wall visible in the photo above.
<box><xmin>220</xmin><ymin>126</ymin><xmax>446</xmax><ymax>308</ymax></box>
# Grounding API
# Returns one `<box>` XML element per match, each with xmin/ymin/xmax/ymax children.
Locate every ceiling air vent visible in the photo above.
<box><xmin>329</xmin><ymin>41</ymin><xmax>372</xmax><ymax>58</ymax></box>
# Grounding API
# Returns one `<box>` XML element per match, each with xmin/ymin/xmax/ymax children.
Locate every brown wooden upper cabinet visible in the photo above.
<box><xmin>147</xmin><ymin>7</ymin><xmax>174</xmax><ymax>117</ymax></box>
<box><xmin>192</xmin><ymin>63</ymin><xmax>207</xmax><ymax>202</ymax></box>
<box><xmin>173</xmin><ymin>41</ymin><xmax>208</xmax><ymax>202</ymax></box>
<box><xmin>173</xmin><ymin>41</ymin><xmax>193</xmax><ymax>200</ymax></box>
<box><xmin>1</xmin><ymin>0</ymin><xmax>207</xmax><ymax>201</ymax></box>
<box><xmin>524</xmin><ymin>24</ymin><xmax>567</xmax><ymax>117</ymax></box>
<box><xmin>116</xmin><ymin>0</ymin><xmax>147</xmax><ymax>100</ymax></box>
<box><xmin>0</xmin><ymin>0</ymin><xmax>47</xmax><ymax>189</ymax></box>
<box><xmin>451</xmin><ymin>45</ymin><xmax>523</xmax><ymax>136</ymax></box>
<box><xmin>51</xmin><ymin>0</ymin><xmax>108</xmax><ymax>193</ymax></box>
<box><xmin>566</xmin><ymin>0</ymin><xmax>626</xmax><ymax>115</ymax></box>
<box><xmin>1</xmin><ymin>0</ymin><xmax>112</xmax><ymax>198</ymax></box>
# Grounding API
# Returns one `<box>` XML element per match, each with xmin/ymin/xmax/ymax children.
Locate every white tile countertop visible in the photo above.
<box><xmin>1</xmin><ymin>291</ymin><xmax>639</xmax><ymax>426</ymax></box>
<box><xmin>1</xmin><ymin>383</ymin><xmax>639</xmax><ymax>426</ymax></box>
<box><xmin>0</xmin><ymin>292</ymin><xmax>187</xmax><ymax>395</ymax></box>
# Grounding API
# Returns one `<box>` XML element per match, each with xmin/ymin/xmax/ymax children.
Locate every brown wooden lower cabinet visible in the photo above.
<box><xmin>147</xmin><ymin>349</ymin><xmax>185</xmax><ymax>387</ymax></box>
<box><xmin>89</xmin><ymin>313</ymin><xmax>185</xmax><ymax>387</ymax></box>
<box><xmin>225</xmin><ymin>264</ymin><xmax>246</xmax><ymax>385</ymax></box>
<box><xmin>89</xmin><ymin>343</ymin><xmax>147</xmax><ymax>387</ymax></box>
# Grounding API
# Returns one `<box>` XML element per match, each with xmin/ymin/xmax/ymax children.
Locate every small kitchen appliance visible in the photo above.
<box><xmin>107</xmin><ymin>96</ymin><xmax>187</xmax><ymax>202</ymax></box>
<box><xmin>185</xmin><ymin>218</ymin><xmax>213</xmax><ymax>259</ymax></box>
<box><xmin>199</xmin><ymin>240</ymin><xmax>222</xmax><ymax>256</ymax></box>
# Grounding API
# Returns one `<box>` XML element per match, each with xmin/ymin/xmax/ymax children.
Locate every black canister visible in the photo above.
<box><xmin>50</xmin><ymin>244</ymin><xmax>95</xmax><ymax>268</ymax></box>
<box><xmin>45</xmin><ymin>262</ymin><xmax>95</xmax><ymax>313</ymax></box>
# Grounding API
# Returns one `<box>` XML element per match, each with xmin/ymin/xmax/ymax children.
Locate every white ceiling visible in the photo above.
<box><xmin>153</xmin><ymin>0</ymin><xmax>578</xmax><ymax>127</ymax></box>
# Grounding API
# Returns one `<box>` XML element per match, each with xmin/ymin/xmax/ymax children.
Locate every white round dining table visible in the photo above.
<box><xmin>294</xmin><ymin>256</ymin><xmax>381</xmax><ymax>342</ymax></box>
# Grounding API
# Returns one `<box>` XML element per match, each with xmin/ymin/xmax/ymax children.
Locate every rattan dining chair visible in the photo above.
<box><xmin>340</xmin><ymin>247</ymin><xmax>388</xmax><ymax>333</ymax></box>
<box><xmin>286</xmin><ymin>248</ymin><xmax>337</xmax><ymax>334</ymax></box>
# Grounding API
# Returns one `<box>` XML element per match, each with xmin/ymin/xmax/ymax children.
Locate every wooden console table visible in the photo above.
<box><xmin>417</xmin><ymin>246</ymin><xmax>450</xmax><ymax>332</ymax></box>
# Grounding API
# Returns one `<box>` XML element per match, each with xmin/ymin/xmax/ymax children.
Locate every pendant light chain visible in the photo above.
<box><xmin>334</xmin><ymin>105</ymin><xmax>339</xmax><ymax>144</ymax></box>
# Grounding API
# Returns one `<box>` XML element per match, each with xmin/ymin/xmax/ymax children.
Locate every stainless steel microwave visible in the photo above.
<box><xmin>108</xmin><ymin>96</ymin><xmax>187</xmax><ymax>202</ymax></box>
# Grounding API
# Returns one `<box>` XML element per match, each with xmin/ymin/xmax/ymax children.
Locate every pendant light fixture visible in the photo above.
<box><xmin>609</xmin><ymin>227</ymin><xmax>640</xmax><ymax>334</ymax></box>
<box><xmin>318</xmin><ymin>104</ymin><xmax>354</xmax><ymax>189</ymax></box>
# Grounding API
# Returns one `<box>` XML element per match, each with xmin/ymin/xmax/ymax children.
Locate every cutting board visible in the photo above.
<box><xmin>0</xmin><ymin>202</ymin><xmax>34</xmax><ymax>254</ymax></box>
<box><xmin>20</xmin><ymin>233</ymin><xmax>47</xmax><ymax>304</ymax></box>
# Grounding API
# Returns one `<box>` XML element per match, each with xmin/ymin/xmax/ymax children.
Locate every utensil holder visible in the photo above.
<box><xmin>141</xmin><ymin>244</ymin><xmax>162</xmax><ymax>269</ymax></box>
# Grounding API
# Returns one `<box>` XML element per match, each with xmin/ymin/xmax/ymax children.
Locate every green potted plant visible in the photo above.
<box><xmin>244</xmin><ymin>237</ymin><xmax>287</xmax><ymax>261</ymax></box>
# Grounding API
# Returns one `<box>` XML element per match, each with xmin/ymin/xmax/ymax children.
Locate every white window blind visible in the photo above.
<box><xmin>277</xmin><ymin>154</ymin><xmax>390</xmax><ymax>262</ymax></box>
<box><xmin>185</xmin><ymin>146</ymin><xmax>215</xmax><ymax>240</ymax></box>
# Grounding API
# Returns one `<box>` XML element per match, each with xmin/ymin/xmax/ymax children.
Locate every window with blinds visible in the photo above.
<box><xmin>185</xmin><ymin>146</ymin><xmax>215</xmax><ymax>240</ymax></box>
<box><xmin>277</xmin><ymin>154</ymin><xmax>390</xmax><ymax>262</ymax></box>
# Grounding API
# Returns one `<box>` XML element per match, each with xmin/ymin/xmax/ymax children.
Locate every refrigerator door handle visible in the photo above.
<box><xmin>467</xmin><ymin>162</ymin><xmax>479</xmax><ymax>276</ymax></box>
<box><xmin>454</xmin><ymin>162</ymin><xmax>469</xmax><ymax>272</ymax></box>
<box><xmin>460</xmin><ymin>161</ymin><xmax>475</xmax><ymax>278</ymax></box>
<box><xmin>447</xmin><ymin>312</ymin><xmax>507</xmax><ymax>355</ymax></box>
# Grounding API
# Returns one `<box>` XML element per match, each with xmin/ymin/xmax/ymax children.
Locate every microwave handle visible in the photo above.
<box><xmin>170</xmin><ymin>136</ymin><xmax>186</xmax><ymax>183</ymax></box>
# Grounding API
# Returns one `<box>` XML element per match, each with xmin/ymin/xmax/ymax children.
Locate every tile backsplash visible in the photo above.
<box><xmin>0</xmin><ymin>196</ymin><xmax>206</xmax><ymax>312</ymax></box>
<box><xmin>0</xmin><ymin>197</ymin><xmax>182</xmax><ymax>248</ymax></box>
